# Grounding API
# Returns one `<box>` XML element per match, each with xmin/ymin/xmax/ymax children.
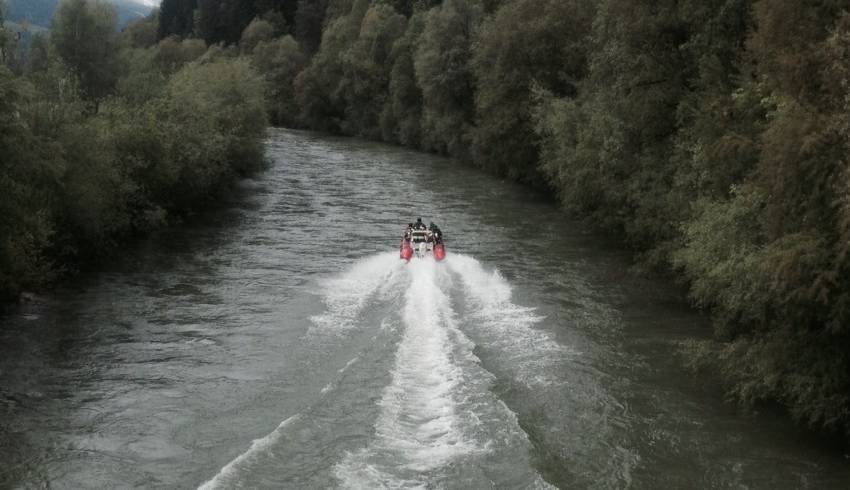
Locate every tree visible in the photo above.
<box><xmin>534</xmin><ymin>0</ymin><xmax>691</xmax><ymax>254</ymax></box>
<box><xmin>196</xmin><ymin>0</ymin><xmax>298</xmax><ymax>46</ymax></box>
<box><xmin>240</xmin><ymin>17</ymin><xmax>275</xmax><ymax>53</ymax></box>
<box><xmin>251</xmin><ymin>35</ymin><xmax>307</xmax><ymax>125</ymax></box>
<box><xmin>414</xmin><ymin>0</ymin><xmax>483</xmax><ymax>157</ymax></box>
<box><xmin>0</xmin><ymin>66</ymin><xmax>62</xmax><ymax>300</ymax></box>
<box><xmin>196</xmin><ymin>0</ymin><xmax>255</xmax><ymax>45</ymax></box>
<box><xmin>0</xmin><ymin>0</ymin><xmax>17</xmax><ymax>68</ymax></box>
<box><xmin>295</xmin><ymin>0</ymin><xmax>328</xmax><ymax>55</ymax></box>
<box><xmin>294</xmin><ymin>0</ymin><xmax>370</xmax><ymax>132</ymax></box>
<box><xmin>338</xmin><ymin>2</ymin><xmax>406</xmax><ymax>137</ymax></box>
<box><xmin>51</xmin><ymin>0</ymin><xmax>122</xmax><ymax>103</ymax></box>
<box><xmin>0</xmin><ymin>1</ymin><xmax>6</xmax><ymax>63</ymax></box>
<box><xmin>153</xmin><ymin>36</ymin><xmax>206</xmax><ymax>73</ymax></box>
<box><xmin>381</xmin><ymin>11</ymin><xmax>425</xmax><ymax>146</ymax></box>
<box><xmin>158</xmin><ymin>0</ymin><xmax>196</xmax><ymax>40</ymax></box>
<box><xmin>472</xmin><ymin>0</ymin><xmax>592</xmax><ymax>183</ymax></box>
<box><xmin>126</xmin><ymin>10</ymin><xmax>159</xmax><ymax>48</ymax></box>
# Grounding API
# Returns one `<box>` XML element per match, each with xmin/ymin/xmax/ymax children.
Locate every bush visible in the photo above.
<box><xmin>251</xmin><ymin>36</ymin><xmax>308</xmax><ymax>126</ymax></box>
<box><xmin>241</xmin><ymin>18</ymin><xmax>276</xmax><ymax>54</ymax></box>
<box><xmin>0</xmin><ymin>67</ymin><xmax>61</xmax><ymax>300</ymax></box>
<box><xmin>0</xmin><ymin>35</ymin><xmax>268</xmax><ymax>302</ymax></box>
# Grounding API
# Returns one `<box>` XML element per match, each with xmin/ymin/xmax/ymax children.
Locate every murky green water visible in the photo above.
<box><xmin>1</xmin><ymin>129</ymin><xmax>847</xmax><ymax>489</ymax></box>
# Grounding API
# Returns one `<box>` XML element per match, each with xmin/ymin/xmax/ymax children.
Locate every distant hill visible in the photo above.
<box><xmin>4</xmin><ymin>0</ymin><xmax>156</xmax><ymax>30</ymax></box>
<box><xmin>2</xmin><ymin>20</ymin><xmax>49</xmax><ymax>60</ymax></box>
<box><xmin>2</xmin><ymin>20</ymin><xmax>49</xmax><ymax>35</ymax></box>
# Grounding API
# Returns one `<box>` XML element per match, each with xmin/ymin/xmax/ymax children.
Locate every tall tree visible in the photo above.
<box><xmin>338</xmin><ymin>2</ymin><xmax>406</xmax><ymax>137</ymax></box>
<box><xmin>197</xmin><ymin>0</ymin><xmax>255</xmax><ymax>45</ymax></box>
<box><xmin>534</xmin><ymin>0</ymin><xmax>690</xmax><ymax>251</ymax></box>
<box><xmin>381</xmin><ymin>11</ymin><xmax>426</xmax><ymax>146</ymax></box>
<box><xmin>294</xmin><ymin>0</ymin><xmax>370</xmax><ymax>132</ymax></box>
<box><xmin>0</xmin><ymin>1</ymin><xmax>7</xmax><ymax>65</ymax></box>
<box><xmin>0</xmin><ymin>66</ymin><xmax>63</xmax><ymax>300</ymax></box>
<box><xmin>414</xmin><ymin>0</ymin><xmax>483</xmax><ymax>157</ymax></box>
<box><xmin>196</xmin><ymin>0</ymin><xmax>298</xmax><ymax>46</ymax></box>
<box><xmin>158</xmin><ymin>0</ymin><xmax>197</xmax><ymax>40</ymax></box>
<box><xmin>472</xmin><ymin>0</ymin><xmax>592</xmax><ymax>183</ymax></box>
<box><xmin>51</xmin><ymin>0</ymin><xmax>121</xmax><ymax>103</ymax></box>
<box><xmin>295</xmin><ymin>0</ymin><xmax>328</xmax><ymax>55</ymax></box>
<box><xmin>251</xmin><ymin>35</ymin><xmax>308</xmax><ymax>125</ymax></box>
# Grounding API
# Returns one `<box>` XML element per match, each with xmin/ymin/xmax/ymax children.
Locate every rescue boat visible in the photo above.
<box><xmin>400</xmin><ymin>229</ymin><xmax>445</xmax><ymax>262</ymax></box>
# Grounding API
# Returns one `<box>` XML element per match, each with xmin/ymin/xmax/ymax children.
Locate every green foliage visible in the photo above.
<box><xmin>167</xmin><ymin>57</ymin><xmax>268</xmax><ymax>176</ymax></box>
<box><xmin>0</xmin><ymin>66</ymin><xmax>62</xmax><ymax>300</ymax></box>
<box><xmin>0</xmin><ymin>2</ymin><xmax>9</xmax><ymax>66</ymax></box>
<box><xmin>673</xmin><ymin>186</ymin><xmax>768</xmax><ymax>336</ymax></box>
<box><xmin>196</xmin><ymin>0</ymin><xmax>298</xmax><ymax>46</ymax></box>
<box><xmin>533</xmin><ymin>91</ymin><xmax>609</xmax><ymax>221</ymax></box>
<box><xmin>294</xmin><ymin>0</ymin><xmax>370</xmax><ymax>132</ymax></box>
<box><xmin>241</xmin><ymin>17</ymin><xmax>276</xmax><ymax>53</ymax></box>
<box><xmin>0</xmin><ymin>27</ymin><xmax>268</xmax><ymax>301</ymax></box>
<box><xmin>471</xmin><ymin>0</ymin><xmax>591</xmax><ymax>184</ymax></box>
<box><xmin>338</xmin><ymin>3</ymin><xmax>406</xmax><ymax>137</ymax></box>
<box><xmin>295</xmin><ymin>0</ymin><xmax>329</xmax><ymax>55</ymax></box>
<box><xmin>58</xmin><ymin>113</ymin><xmax>133</xmax><ymax>251</ymax></box>
<box><xmin>656</xmin><ymin>1</ymin><xmax>850</xmax><ymax>436</ymax></box>
<box><xmin>51</xmin><ymin>0</ymin><xmax>122</xmax><ymax>102</ymax></box>
<box><xmin>125</xmin><ymin>11</ymin><xmax>159</xmax><ymax>49</ymax></box>
<box><xmin>158</xmin><ymin>0</ymin><xmax>197</xmax><ymax>40</ymax></box>
<box><xmin>414</xmin><ymin>0</ymin><xmax>482</xmax><ymax>157</ymax></box>
<box><xmin>251</xmin><ymin>35</ymin><xmax>307</xmax><ymax>126</ymax></box>
<box><xmin>153</xmin><ymin>36</ymin><xmax>207</xmax><ymax>73</ymax></box>
<box><xmin>380</xmin><ymin>11</ymin><xmax>425</xmax><ymax>146</ymax></box>
<box><xmin>529</xmin><ymin>0</ymin><xmax>850</xmax><ymax>436</ymax></box>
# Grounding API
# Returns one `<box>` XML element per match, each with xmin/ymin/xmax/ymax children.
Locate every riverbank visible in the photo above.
<box><xmin>0</xmin><ymin>3</ymin><xmax>268</xmax><ymax>304</ymax></box>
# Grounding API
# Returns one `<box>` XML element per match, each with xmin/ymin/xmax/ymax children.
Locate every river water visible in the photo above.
<box><xmin>1</xmin><ymin>129</ymin><xmax>848</xmax><ymax>489</ymax></box>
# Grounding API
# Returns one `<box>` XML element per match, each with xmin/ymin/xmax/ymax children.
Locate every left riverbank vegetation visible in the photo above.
<box><xmin>0</xmin><ymin>0</ymin><xmax>267</xmax><ymax>303</ymax></box>
<box><xmin>3</xmin><ymin>0</ymin><xmax>850</xmax><ymax>443</ymax></box>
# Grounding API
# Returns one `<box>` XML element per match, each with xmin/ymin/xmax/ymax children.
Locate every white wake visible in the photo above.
<box><xmin>334</xmin><ymin>258</ymin><xmax>480</xmax><ymax>487</ymax></box>
<box><xmin>199</xmin><ymin>253</ymin><xmax>562</xmax><ymax>489</ymax></box>
<box><xmin>447</xmin><ymin>254</ymin><xmax>569</xmax><ymax>387</ymax></box>
<box><xmin>197</xmin><ymin>415</ymin><xmax>301</xmax><ymax>489</ymax></box>
<box><xmin>309</xmin><ymin>252</ymin><xmax>404</xmax><ymax>335</ymax></box>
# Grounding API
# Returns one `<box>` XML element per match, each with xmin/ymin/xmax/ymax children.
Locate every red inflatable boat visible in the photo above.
<box><xmin>400</xmin><ymin>229</ymin><xmax>445</xmax><ymax>262</ymax></box>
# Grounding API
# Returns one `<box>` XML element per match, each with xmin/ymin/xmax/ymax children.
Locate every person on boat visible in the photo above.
<box><xmin>429</xmin><ymin>222</ymin><xmax>443</xmax><ymax>244</ymax></box>
<box><xmin>414</xmin><ymin>218</ymin><xmax>427</xmax><ymax>230</ymax></box>
<box><xmin>403</xmin><ymin>223</ymin><xmax>413</xmax><ymax>241</ymax></box>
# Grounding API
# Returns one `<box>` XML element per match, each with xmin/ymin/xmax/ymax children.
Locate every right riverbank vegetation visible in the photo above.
<box><xmin>2</xmin><ymin>0</ymin><xmax>849</xmax><ymax>442</ymax></box>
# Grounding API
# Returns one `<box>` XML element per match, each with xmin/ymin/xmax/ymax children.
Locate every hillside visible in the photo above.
<box><xmin>4</xmin><ymin>0</ymin><xmax>155</xmax><ymax>29</ymax></box>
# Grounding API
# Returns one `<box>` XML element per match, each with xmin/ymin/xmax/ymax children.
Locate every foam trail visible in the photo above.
<box><xmin>335</xmin><ymin>258</ymin><xmax>478</xmax><ymax>487</ymax></box>
<box><xmin>447</xmin><ymin>254</ymin><xmax>567</xmax><ymax>387</ymax></box>
<box><xmin>309</xmin><ymin>252</ymin><xmax>403</xmax><ymax>334</ymax></box>
<box><xmin>198</xmin><ymin>414</ymin><xmax>301</xmax><ymax>490</ymax></box>
<box><xmin>200</xmin><ymin>254</ymin><xmax>401</xmax><ymax>489</ymax></box>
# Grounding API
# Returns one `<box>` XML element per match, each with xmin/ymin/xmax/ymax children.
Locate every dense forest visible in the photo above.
<box><xmin>2</xmin><ymin>0</ymin><xmax>850</xmax><ymax>442</ymax></box>
<box><xmin>0</xmin><ymin>0</ymin><xmax>267</xmax><ymax>300</ymax></box>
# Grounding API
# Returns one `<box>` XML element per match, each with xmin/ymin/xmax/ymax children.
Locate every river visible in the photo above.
<box><xmin>1</xmin><ymin>129</ymin><xmax>848</xmax><ymax>489</ymax></box>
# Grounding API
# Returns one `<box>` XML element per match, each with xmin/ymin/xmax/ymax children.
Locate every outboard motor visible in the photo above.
<box><xmin>434</xmin><ymin>243</ymin><xmax>446</xmax><ymax>261</ymax></box>
<box><xmin>400</xmin><ymin>240</ymin><xmax>413</xmax><ymax>261</ymax></box>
